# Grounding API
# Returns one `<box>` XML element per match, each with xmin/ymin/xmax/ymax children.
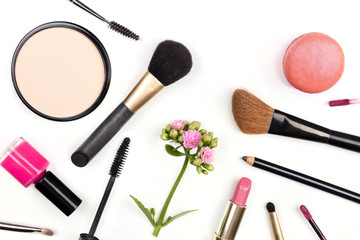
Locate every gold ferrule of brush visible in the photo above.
<box><xmin>123</xmin><ymin>71</ymin><xmax>165</xmax><ymax>112</ymax></box>
<box><xmin>213</xmin><ymin>202</ymin><xmax>246</xmax><ymax>240</ymax></box>
<box><xmin>269</xmin><ymin>212</ymin><xmax>284</xmax><ymax>240</ymax></box>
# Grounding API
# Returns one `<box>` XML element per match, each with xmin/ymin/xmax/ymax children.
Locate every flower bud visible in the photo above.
<box><xmin>197</xmin><ymin>166</ymin><xmax>202</xmax><ymax>174</ymax></box>
<box><xmin>198</xmin><ymin>141</ymin><xmax>204</xmax><ymax>148</ymax></box>
<box><xmin>202</xmin><ymin>133</ymin><xmax>212</xmax><ymax>144</ymax></box>
<box><xmin>199</xmin><ymin>129</ymin><xmax>207</xmax><ymax>135</ymax></box>
<box><xmin>178</xmin><ymin>135</ymin><xmax>184</xmax><ymax>143</ymax></box>
<box><xmin>203</xmin><ymin>164</ymin><xmax>214</xmax><ymax>171</ymax></box>
<box><xmin>179</xmin><ymin>130</ymin><xmax>184</xmax><ymax>135</ymax></box>
<box><xmin>208</xmin><ymin>132</ymin><xmax>214</xmax><ymax>139</ymax></box>
<box><xmin>161</xmin><ymin>133</ymin><xmax>170</xmax><ymax>140</ymax></box>
<box><xmin>202</xmin><ymin>169</ymin><xmax>209</xmax><ymax>175</ymax></box>
<box><xmin>188</xmin><ymin>121</ymin><xmax>201</xmax><ymax>130</ymax></box>
<box><xmin>193</xmin><ymin>158</ymin><xmax>203</xmax><ymax>167</ymax></box>
<box><xmin>151</xmin><ymin>208</ymin><xmax>155</xmax><ymax>216</ymax></box>
<box><xmin>169</xmin><ymin>129</ymin><xmax>179</xmax><ymax>139</ymax></box>
<box><xmin>162</xmin><ymin>128</ymin><xmax>167</xmax><ymax>133</ymax></box>
<box><xmin>165</xmin><ymin>124</ymin><xmax>172</xmax><ymax>133</ymax></box>
<box><xmin>210</xmin><ymin>137</ymin><xmax>218</xmax><ymax>148</ymax></box>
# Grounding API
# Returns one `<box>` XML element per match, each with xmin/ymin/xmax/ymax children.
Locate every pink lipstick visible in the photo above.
<box><xmin>213</xmin><ymin>177</ymin><xmax>252</xmax><ymax>240</ymax></box>
<box><xmin>0</xmin><ymin>137</ymin><xmax>82</xmax><ymax>216</ymax></box>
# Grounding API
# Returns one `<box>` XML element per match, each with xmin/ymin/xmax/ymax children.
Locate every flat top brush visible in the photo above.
<box><xmin>80</xmin><ymin>137</ymin><xmax>130</xmax><ymax>240</ymax></box>
<box><xmin>232</xmin><ymin>89</ymin><xmax>360</xmax><ymax>153</ymax></box>
<box><xmin>72</xmin><ymin>40</ymin><xmax>192</xmax><ymax>167</ymax></box>
<box><xmin>0</xmin><ymin>221</ymin><xmax>54</xmax><ymax>236</ymax></box>
<box><xmin>69</xmin><ymin>0</ymin><xmax>139</xmax><ymax>40</ymax></box>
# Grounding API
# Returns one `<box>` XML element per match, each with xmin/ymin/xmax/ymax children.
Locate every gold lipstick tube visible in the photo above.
<box><xmin>268</xmin><ymin>212</ymin><xmax>284</xmax><ymax>240</ymax></box>
<box><xmin>123</xmin><ymin>71</ymin><xmax>164</xmax><ymax>112</ymax></box>
<box><xmin>213</xmin><ymin>202</ymin><xmax>246</xmax><ymax>240</ymax></box>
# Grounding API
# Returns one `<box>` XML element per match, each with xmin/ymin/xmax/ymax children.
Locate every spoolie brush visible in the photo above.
<box><xmin>80</xmin><ymin>137</ymin><xmax>130</xmax><ymax>240</ymax></box>
<box><xmin>72</xmin><ymin>40</ymin><xmax>192</xmax><ymax>167</ymax></box>
<box><xmin>232</xmin><ymin>89</ymin><xmax>360</xmax><ymax>154</ymax></box>
<box><xmin>69</xmin><ymin>0</ymin><xmax>139</xmax><ymax>40</ymax></box>
<box><xmin>0</xmin><ymin>221</ymin><xmax>54</xmax><ymax>236</ymax></box>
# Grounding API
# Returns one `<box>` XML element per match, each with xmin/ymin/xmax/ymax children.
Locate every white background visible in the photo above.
<box><xmin>1</xmin><ymin>0</ymin><xmax>360</xmax><ymax>239</ymax></box>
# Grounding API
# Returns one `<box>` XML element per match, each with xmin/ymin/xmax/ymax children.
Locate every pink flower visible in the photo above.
<box><xmin>171</xmin><ymin>120</ymin><xmax>187</xmax><ymax>130</ymax></box>
<box><xmin>198</xmin><ymin>147</ymin><xmax>215</xmax><ymax>164</ymax></box>
<box><xmin>182</xmin><ymin>130</ymin><xmax>202</xmax><ymax>148</ymax></box>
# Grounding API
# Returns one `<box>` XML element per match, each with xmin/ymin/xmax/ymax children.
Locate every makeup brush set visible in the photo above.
<box><xmin>1</xmin><ymin>0</ymin><xmax>359</xmax><ymax>239</ymax></box>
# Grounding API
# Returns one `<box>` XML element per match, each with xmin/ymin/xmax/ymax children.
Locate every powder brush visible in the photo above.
<box><xmin>0</xmin><ymin>221</ymin><xmax>54</xmax><ymax>236</ymax></box>
<box><xmin>72</xmin><ymin>40</ymin><xmax>192</xmax><ymax>167</ymax></box>
<box><xmin>80</xmin><ymin>137</ymin><xmax>130</xmax><ymax>240</ymax></box>
<box><xmin>69</xmin><ymin>0</ymin><xmax>139</xmax><ymax>40</ymax></box>
<box><xmin>232</xmin><ymin>89</ymin><xmax>360</xmax><ymax>153</ymax></box>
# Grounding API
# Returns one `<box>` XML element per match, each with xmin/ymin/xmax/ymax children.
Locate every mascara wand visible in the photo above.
<box><xmin>80</xmin><ymin>137</ymin><xmax>130</xmax><ymax>240</ymax></box>
<box><xmin>69</xmin><ymin>0</ymin><xmax>139</xmax><ymax>40</ymax></box>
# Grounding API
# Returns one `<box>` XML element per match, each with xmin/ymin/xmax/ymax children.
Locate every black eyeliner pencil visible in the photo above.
<box><xmin>242</xmin><ymin>156</ymin><xmax>360</xmax><ymax>204</ymax></box>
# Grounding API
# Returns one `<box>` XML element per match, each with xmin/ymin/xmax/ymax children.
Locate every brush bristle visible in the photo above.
<box><xmin>266</xmin><ymin>202</ymin><xmax>276</xmax><ymax>213</ymax></box>
<box><xmin>148</xmin><ymin>40</ymin><xmax>193</xmax><ymax>86</ymax></box>
<box><xmin>232</xmin><ymin>89</ymin><xmax>274</xmax><ymax>134</ymax></box>
<box><xmin>108</xmin><ymin>21</ymin><xmax>139</xmax><ymax>41</ymax></box>
<box><xmin>41</xmin><ymin>228</ymin><xmax>54</xmax><ymax>236</ymax></box>
<box><xmin>109</xmin><ymin>137</ymin><xmax>130</xmax><ymax>177</ymax></box>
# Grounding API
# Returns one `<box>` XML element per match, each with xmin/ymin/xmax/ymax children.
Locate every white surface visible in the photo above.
<box><xmin>1</xmin><ymin>0</ymin><xmax>360</xmax><ymax>239</ymax></box>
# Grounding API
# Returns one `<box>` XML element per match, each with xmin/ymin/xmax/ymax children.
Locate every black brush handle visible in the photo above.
<box><xmin>269</xmin><ymin>110</ymin><xmax>360</xmax><ymax>153</ymax></box>
<box><xmin>72</xmin><ymin>102</ymin><xmax>134</xmax><ymax>167</ymax></box>
<box><xmin>254</xmin><ymin>157</ymin><xmax>360</xmax><ymax>204</ymax></box>
<box><xmin>328</xmin><ymin>130</ymin><xmax>360</xmax><ymax>152</ymax></box>
<box><xmin>269</xmin><ymin>110</ymin><xmax>331</xmax><ymax>142</ymax></box>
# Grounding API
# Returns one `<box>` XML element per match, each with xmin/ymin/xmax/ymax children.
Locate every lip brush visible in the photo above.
<box><xmin>69</xmin><ymin>0</ymin><xmax>139</xmax><ymax>40</ymax></box>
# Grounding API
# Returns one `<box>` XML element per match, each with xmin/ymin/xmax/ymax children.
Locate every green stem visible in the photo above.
<box><xmin>153</xmin><ymin>151</ymin><xmax>190</xmax><ymax>237</ymax></box>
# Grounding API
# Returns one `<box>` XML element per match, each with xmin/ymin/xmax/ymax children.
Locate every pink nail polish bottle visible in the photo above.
<box><xmin>1</xmin><ymin>137</ymin><xmax>82</xmax><ymax>216</ymax></box>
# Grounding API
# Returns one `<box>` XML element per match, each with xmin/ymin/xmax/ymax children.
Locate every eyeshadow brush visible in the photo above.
<box><xmin>232</xmin><ymin>89</ymin><xmax>360</xmax><ymax>154</ymax></box>
<box><xmin>72</xmin><ymin>40</ymin><xmax>192</xmax><ymax>167</ymax></box>
<box><xmin>80</xmin><ymin>137</ymin><xmax>130</xmax><ymax>240</ymax></box>
<box><xmin>69</xmin><ymin>0</ymin><xmax>139</xmax><ymax>40</ymax></box>
<box><xmin>0</xmin><ymin>221</ymin><xmax>54</xmax><ymax>236</ymax></box>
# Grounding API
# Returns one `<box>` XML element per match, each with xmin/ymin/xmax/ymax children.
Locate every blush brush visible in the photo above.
<box><xmin>80</xmin><ymin>137</ymin><xmax>130</xmax><ymax>240</ymax></box>
<box><xmin>232</xmin><ymin>89</ymin><xmax>360</xmax><ymax>153</ymax></box>
<box><xmin>72</xmin><ymin>40</ymin><xmax>192</xmax><ymax>167</ymax></box>
<box><xmin>69</xmin><ymin>0</ymin><xmax>139</xmax><ymax>40</ymax></box>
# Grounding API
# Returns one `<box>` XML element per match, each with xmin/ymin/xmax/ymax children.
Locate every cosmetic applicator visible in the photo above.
<box><xmin>69</xmin><ymin>0</ymin><xmax>139</xmax><ymax>40</ymax></box>
<box><xmin>232</xmin><ymin>89</ymin><xmax>360</xmax><ymax>153</ymax></box>
<box><xmin>329</xmin><ymin>98</ymin><xmax>360</xmax><ymax>107</ymax></box>
<box><xmin>213</xmin><ymin>177</ymin><xmax>252</xmax><ymax>240</ymax></box>
<box><xmin>80</xmin><ymin>137</ymin><xmax>130</xmax><ymax>240</ymax></box>
<box><xmin>242</xmin><ymin>156</ymin><xmax>360</xmax><ymax>204</ymax></box>
<box><xmin>0</xmin><ymin>221</ymin><xmax>54</xmax><ymax>236</ymax></box>
<box><xmin>266</xmin><ymin>202</ymin><xmax>284</xmax><ymax>240</ymax></box>
<box><xmin>300</xmin><ymin>205</ymin><xmax>326</xmax><ymax>240</ymax></box>
<box><xmin>72</xmin><ymin>40</ymin><xmax>192</xmax><ymax>167</ymax></box>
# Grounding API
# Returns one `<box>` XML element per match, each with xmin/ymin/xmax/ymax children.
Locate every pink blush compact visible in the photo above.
<box><xmin>283</xmin><ymin>32</ymin><xmax>345</xmax><ymax>93</ymax></box>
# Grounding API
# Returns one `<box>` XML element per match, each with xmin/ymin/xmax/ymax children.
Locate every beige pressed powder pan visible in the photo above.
<box><xmin>11</xmin><ymin>22</ymin><xmax>111</xmax><ymax>121</ymax></box>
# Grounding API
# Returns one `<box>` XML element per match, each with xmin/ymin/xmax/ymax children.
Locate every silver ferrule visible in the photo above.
<box><xmin>213</xmin><ymin>201</ymin><xmax>246</xmax><ymax>240</ymax></box>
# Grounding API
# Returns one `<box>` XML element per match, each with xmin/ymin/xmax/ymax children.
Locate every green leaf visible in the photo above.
<box><xmin>130</xmin><ymin>195</ymin><xmax>156</xmax><ymax>227</ymax></box>
<box><xmin>162</xmin><ymin>209</ymin><xmax>197</xmax><ymax>227</ymax></box>
<box><xmin>165</xmin><ymin>144</ymin><xmax>185</xmax><ymax>157</ymax></box>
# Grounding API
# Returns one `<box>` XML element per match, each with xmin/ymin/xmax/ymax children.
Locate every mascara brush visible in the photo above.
<box><xmin>69</xmin><ymin>0</ymin><xmax>139</xmax><ymax>40</ymax></box>
<box><xmin>80</xmin><ymin>137</ymin><xmax>130</xmax><ymax>240</ymax></box>
<box><xmin>0</xmin><ymin>221</ymin><xmax>54</xmax><ymax>236</ymax></box>
<box><xmin>72</xmin><ymin>40</ymin><xmax>192</xmax><ymax>167</ymax></box>
<box><xmin>232</xmin><ymin>89</ymin><xmax>360</xmax><ymax>153</ymax></box>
